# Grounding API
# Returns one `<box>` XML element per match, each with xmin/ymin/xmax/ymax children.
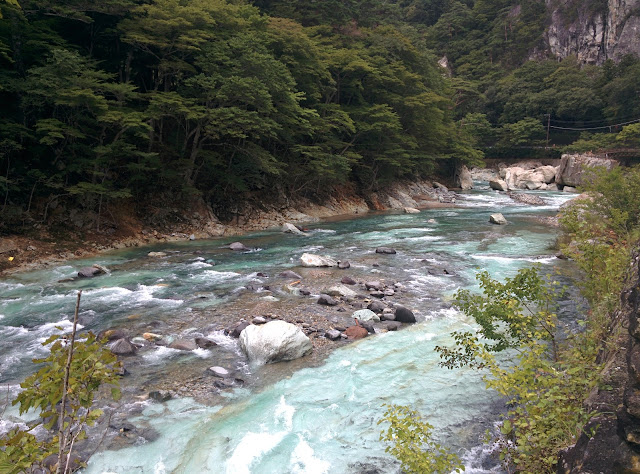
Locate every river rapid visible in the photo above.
<box><xmin>0</xmin><ymin>185</ymin><xmax>577</xmax><ymax>473</ymax></box>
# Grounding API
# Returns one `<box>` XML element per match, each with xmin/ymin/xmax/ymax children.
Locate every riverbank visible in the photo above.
<box><xmin>0</xmin><ymin>179</ymin><xmax>457</xmax><ymax>276</ymax></box>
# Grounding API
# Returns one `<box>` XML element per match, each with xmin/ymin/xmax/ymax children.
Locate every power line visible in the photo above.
<box><xmin>549</xmin><ymin>114</ymin><xmax>640</xmax><ymax>125</ymax></box>
<box><xmin>548</xmin><ymin>118</ymin><xmax>640</xmax><ymax>131</ymax></box>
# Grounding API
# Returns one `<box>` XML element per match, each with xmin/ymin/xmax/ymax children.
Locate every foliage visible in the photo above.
<box><xmin>379</xmin><ymin>404</ymin><xmax>465</xmax><ymax>474</ymax></box>
<box><xmin>433</xmin><ymin>268</ymin><xmax>600</xmax><ymax>473</ymax></box>
<box><xmin>0</xmin><ymin>326</ymin><xmax>121</xmax><ymax>473</ymax></box>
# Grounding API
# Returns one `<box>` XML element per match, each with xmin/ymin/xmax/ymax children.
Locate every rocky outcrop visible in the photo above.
<box><xmin>239</xmin><ymin>320</ymin><xmax>312</xmax><ymax>365</ymax></box>
<box><xmin>455</xmin><ymin>165</ymin><xmax>474</xmax><ymax>190</ymax></box>
<box><xmin>558</xmin><ymin>247</ymin><xmax>640</xmax><ymax>472</ymax></box>
<box><xmin>546</xmin><ymin>0</ymin><xmax>640</xmax><ymax>64</ymax></box>
<box><xmin>555</xmin><ymin>153</ymin><xmax>618</xmax><ymax>187</ymax></box>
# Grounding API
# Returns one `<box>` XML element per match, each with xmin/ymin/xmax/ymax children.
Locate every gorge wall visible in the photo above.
<box><xmin>545</xmin><ymin>0</ymin><xmax>640</xmax><ymax>63</ymax></box>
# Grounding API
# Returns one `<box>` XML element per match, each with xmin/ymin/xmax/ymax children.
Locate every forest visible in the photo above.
<box><xmin>0</xmin><ymin>0</ymin><xmax>639</xmax><ymax>231</ymax></box>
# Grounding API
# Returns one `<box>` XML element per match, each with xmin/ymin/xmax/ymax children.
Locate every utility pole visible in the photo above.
<box><xmin>546</xmin><ymin>114</ymin><xmax>551</xmax><ymax>149</ymax></box>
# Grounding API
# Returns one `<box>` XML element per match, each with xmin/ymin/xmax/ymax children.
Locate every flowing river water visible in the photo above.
<box><xmin>0</xmin><ymin>185</ymin><xmax>578</xmax><ymax>473</ymax></box>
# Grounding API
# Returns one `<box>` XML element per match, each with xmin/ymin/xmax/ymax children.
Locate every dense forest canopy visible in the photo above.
<box><xmin>0</xmin><ymin>0</ymin><xmax>638</xmax><ymax>230</ymax></box>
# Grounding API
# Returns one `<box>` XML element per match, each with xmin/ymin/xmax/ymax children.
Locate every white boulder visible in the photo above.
<box><xmin>352</xmin><ymin>309</ymin><xmax>380</xmax><ymax>322</ymax></box>
<box><xmin>489</xmin><ymin>213</ymin><xmax>508</xmax><ymax>225</ymax></box>
<box><xmin>404</xmin><ymin>207</ymin><xmax>420</xmax><ymax>214</ymax></box>
<box><xmin>282</xmin><ymin>223</ymin><xmax>307</xmax><ymax>235</ymax></box>
<box><xmin>239</xmin><ymin>321</ymin><xmax>312</xmax><ymax>365</ymax></box>
<box><xmin>324</xmin><ymin>285</ymin><xmax>357</xmax><ymax>297</ymax></box>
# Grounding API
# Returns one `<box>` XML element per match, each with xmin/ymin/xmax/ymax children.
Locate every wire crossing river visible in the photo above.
<box><xmin>0</xmin><ymin>186</ymin><xmax>577</xmax><ymax>473</ymax></box>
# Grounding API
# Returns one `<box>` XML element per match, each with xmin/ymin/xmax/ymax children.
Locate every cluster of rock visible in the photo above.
<box><xmin>487</xmin><ymin>154</ymin><xmax>618</xmax><ymax>193</ymax></box>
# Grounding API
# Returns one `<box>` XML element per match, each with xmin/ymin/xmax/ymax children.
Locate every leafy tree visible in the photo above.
<box><xmin>379</xmin><ymin>405</ymin><xmax>465</xmax><ymax>474</ymax></box>
<box><xmin>0</xmin><ymin>292</ymin><xmax>121</xmax><ymax>473</ymax></box>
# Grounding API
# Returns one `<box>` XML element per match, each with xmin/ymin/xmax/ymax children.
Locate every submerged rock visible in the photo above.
<box><xmin>208</xmin><ymin>366</ymin><xmax>230</xmax><ymax>378</ymax></box>
<box><xmin>77</xmin><ymin>264</ymin><xmax>108</xmax><ymax>278</ymax></box>
<box><xmin>195</xmin><ymin>337</ymin><xmax>216</xmax><ymax>349</ymax></box>
<box><xmin>239</xmin><ymin>320</ymin><xmax>312</xmax><ymax>365</ymax></box>
<box><xmin>147</xmin><ymin>252</ymin><xmax>167</xmax><ymax>257</ymax></box>
<box><xmin>338</xmin><ymin>260</ymin><xmax>351</xmax><ymax>269</ymax></box>
<box><xmin>300</xmin><ymin>253</ymin><xmax>338</xmax><ymax>267</ymax></box>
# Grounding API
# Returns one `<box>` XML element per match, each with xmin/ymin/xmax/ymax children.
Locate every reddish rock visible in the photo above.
<box><xmin>344</xmin><ymin>325</ymin><xmax>368</xmax><ymax>340</ymax></box>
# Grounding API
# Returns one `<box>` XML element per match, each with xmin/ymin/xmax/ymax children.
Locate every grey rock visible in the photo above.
<box><xmin>317</xmin><ymin>294</ymin><xmax>339</xmax><ymax>306</ymax></box>
<box><xmin>365</xmin><ymin>281</ymin><xmax>383</xmax><ymax>290</ymax></box>
<box><xmin>252</xmin><ymin>316</ymin><xmax>268</xmax><ymax>325</ymax></box>
<box><xmin>168</xmin><ymin>339</ymin><xmax>197</xmax><ymax>351</ymax></box>
<box><xmin>367</xmin><ymin>301</ymin><xmax>386</xmax><ymax>313</ymax></box>
<box><xmin>230</xmin><ymin>321</ymin><xmax>250</xmax><ymax>338</ymax></box>
<box><xmin>489</xmin><ymin>179</ymin><xmax>509</xmax><ymax>191</ymax></box>
<box><xmin>279</xmin><ymin>270</ymin><xmax>302</xmax><ymax>279</ymax></box>
<box><xmin>338</xmin><ymin>260</ymin><xmax>351</xmax><ymax>269</ymax></box>
<box><xmin>384</xmin><ymin>321</ymin><xmax>402</xmax><ymax>331</ymax></box>
<box><xmin>147</xmin><ymin>251</ymin><xmax>167</xmax><ymax>257</ymax></box>
<box><xmin>375</xmin><ymin>247</ymin><xmax>397</xmax><ymax>254</ymax></box>
<box><xmin>489</xmin><ymin>213</ymin><xmax>508</xmax><ymax>225</ymax></box>
<box><xmin>110</xmin><ymin>338</ymin><xmax>137</xmax><ymax>356</ymax></box>
<box><xmin>229</xmin><ymin>242</ymin><xmax>249</xmax><ymax>251</ymax></box>
<box><xmin>195</xmin><ymin>337</ymin><xmax>217</xmax><ymax>349</ymax></box>
<box><xmin>325</xmin><ymin>329</ymin><xmax>342</xmax><ymax>341</ymax></box>
<box><xmin>149</xmin><ymin>390</ymin><xmax>172</xmax><ymax>402</ymax></box>
<box><xmin>341</xmin><ymin>276</ymin><xmax>357</xmax><ymax>285</ymax></box>
<box><xmin>300</xmin><ymin>253</ymin><xmax>338</xmax><ymax>267</ymax></box>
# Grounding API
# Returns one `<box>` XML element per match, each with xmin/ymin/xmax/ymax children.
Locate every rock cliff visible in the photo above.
<box><xmin>546</xmin><ymin>0</ymin><xmax>640</xmax><ymax>64</ymax></box>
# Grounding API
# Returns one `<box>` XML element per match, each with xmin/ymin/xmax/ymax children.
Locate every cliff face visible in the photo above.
<box><xmin>558</xmin><ymin>248</ymin><xmax>640</xmax><ymax>473</ymax></box>
<box><xmin>546</xmin><ymin>0</ymin><xmax>640</xmax><ymax>63</ymax></box>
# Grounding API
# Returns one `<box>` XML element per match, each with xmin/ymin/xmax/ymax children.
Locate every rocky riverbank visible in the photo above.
<box><xmin>0</xmin><ymin>179</ymin><xmax>458</xmax><ymax>276</ymax></box>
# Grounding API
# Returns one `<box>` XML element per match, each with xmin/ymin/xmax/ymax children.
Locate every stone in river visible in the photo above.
<box><xmin>338</xmin><ymin>260</ymin><xmax>351</xmax><ymax>269</ymax></box>
<box><xmin>489</xmin><ymin>179</ymin><xmax>508</xmax><ymax>191</ymax></box>
<box><xmin>252</xmin><ymin>316</ymin><xmax>267</xmax><ymax>325</ymax></box>
<box><xmin>317</xmin><ymin>294</ymin><xmax>339</xmax><ymax>306</ymax></box>
<box><xmin>168</xmin><ymin>339</ymin><xmax>197</xmax><ymax>351</ymax></box>
<box><xmin>375</xmin><ymin>247</ymin><xmax>396</xmax><ymax>254</ymax></box>
<box><xmin>369</xmin><ymin>290</ymin><xmax>385</xmax><ymax>298</ymax></box>
<box><xmin>143</xmin><ymin>332</ymin><xmax>163</xmax><ymax>342</ymax></box>
<box><xmin>404</xmin><ymin>207</ymin><xmax>420</xmax><ymax>214</ymax></box>
<box><xmin>229</xmin><ymin>242</ymin><xmax>250</xmax><ymax>251</ymax></box>
<box><xmin>110</xmin><ymin>338</ymin><xmax>137</xmax><ymax>356</ymax></box>
<box><xmin>341</xmin><ymin>276</ymin><xmax>357</xmax><ymax>285</ymax></box>
<box><xmin>100</xmin><ymin>328</ymin><xmax>128</xmax><ymax>341</ymax></box>
<box><xmin>365</xmin><ymin>281</ymin><xmax>383</xmax><ymax>290</ymax></box>
<box><xmin>384</xmin><ymin>321</ymin><xmax>402</xmax><ymax>331</ymax></box>
<box><xmin>279</xmin><ymin>270</ymin><xmax>302</xmax><ymax>279</ymax></box>
<box><xmin>489</xmin><ymin>213</ymin><xmax>508</xmax><ymax>225</ymax></box>
<box><xmin>77</xmin><ymin>264</ymin><xmax>107</xmax><ymax>278</ymax></box>
<box><xmin>282</xmin><ymin>222</ymin><xmax>307</xmax><ymax>235</ymax></box>
<box><xmin>149</xmin><ymin>390</ymin><xmax>172</xmax><ymax>402</ymax></box>
<box><xmin>147</xmin><ymin>252</ymin><xmax>167</xmax><ymax>257</ymax></box>
<box><xmin>325</xmin><ymin>329</ymin><xmax>342</xmax><ymax>341</ymax></box>
<box><xmin>195</xmin><ymin>337</ymin><xmax>217</xmax><ymax>349</ymax></box>
<box><xmin>208</xmin><ymin>366</ymin><xmax>230</xmax><ymax>378</ymax></box>
<box><xmin>394</xmin><ymin>306</ymin><xmax>416</xmax><ymax>323</ymax></box>
<box><xmin>352</xmin><ymin>309</ymin><xmax>380</xmax><ymax>322</ymax></box>
<box><xmin>229</xmin><ymin>321</ymin><xmax>250</xmax><ymax>338</ymax></box>
<box><xmin>239</xmin><ymin>320</ymin><xmax>312</xmax><ymax>365</ymax></box>
<box><xmin>300</xmin><ymin>253</ymin><xmax>338</xmax><ymax>267</ymax></box>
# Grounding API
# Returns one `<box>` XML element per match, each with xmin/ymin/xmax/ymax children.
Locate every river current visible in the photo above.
<box><xmin>0</xmin><ymin>185</ymin><xmax>576</xmax><ymax>473</ymax></box>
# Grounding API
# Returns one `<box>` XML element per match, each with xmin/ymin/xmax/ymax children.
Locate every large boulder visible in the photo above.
<box><xmin>344</xmin><ymin>325</ymin><xmax>368</xmax><ymax>339</ymax></box>
<box><xmin>352</xmin><ymin>309</ymin><xmax>380</xmax><ymax>322</ymax></box>
<box><xmin>456</xmin><ymin>165</ymin><xmax>474</xmax><ymax>190</ymax></box>
<box><xmin>489</xmin><ymin>179</ymin><xmax>508</xmax><ymax>191</ymax></box>
<box><xmin>239</xmin><ymin>320</ymin><xmax>312</xmax><ymax>365</ymax></box>
<box><xmin>555</xmin><ymin>153</ymin><xmax>617</xmax><ymax>187</ymax></box>
<box><xmin>537</xmin><ymin>165</ymin><xmax>558</xmax><ymax>183</ymax></box>
<box><xmin>300</xmin><ymin>253</ymin><xmax>338</xmax><ymax>267</ymax></box>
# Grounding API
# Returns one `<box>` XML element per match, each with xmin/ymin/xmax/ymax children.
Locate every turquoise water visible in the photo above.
<box><xmin>0</xmin><ymin>188</ymin><xmax>576</xmax><ymax>473</ymax></box>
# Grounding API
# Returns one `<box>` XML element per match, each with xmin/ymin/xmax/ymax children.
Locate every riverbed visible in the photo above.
<box><xmin>0</xmin><ymin>185</ymin><xmax>577</xmax><ymax>473</ymax></box>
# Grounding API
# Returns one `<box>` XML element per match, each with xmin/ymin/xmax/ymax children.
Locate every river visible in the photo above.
<box><xmin>0</xmin><ymin>184</ymin><xmax>576</xmax><ymax>473</ymax></box>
